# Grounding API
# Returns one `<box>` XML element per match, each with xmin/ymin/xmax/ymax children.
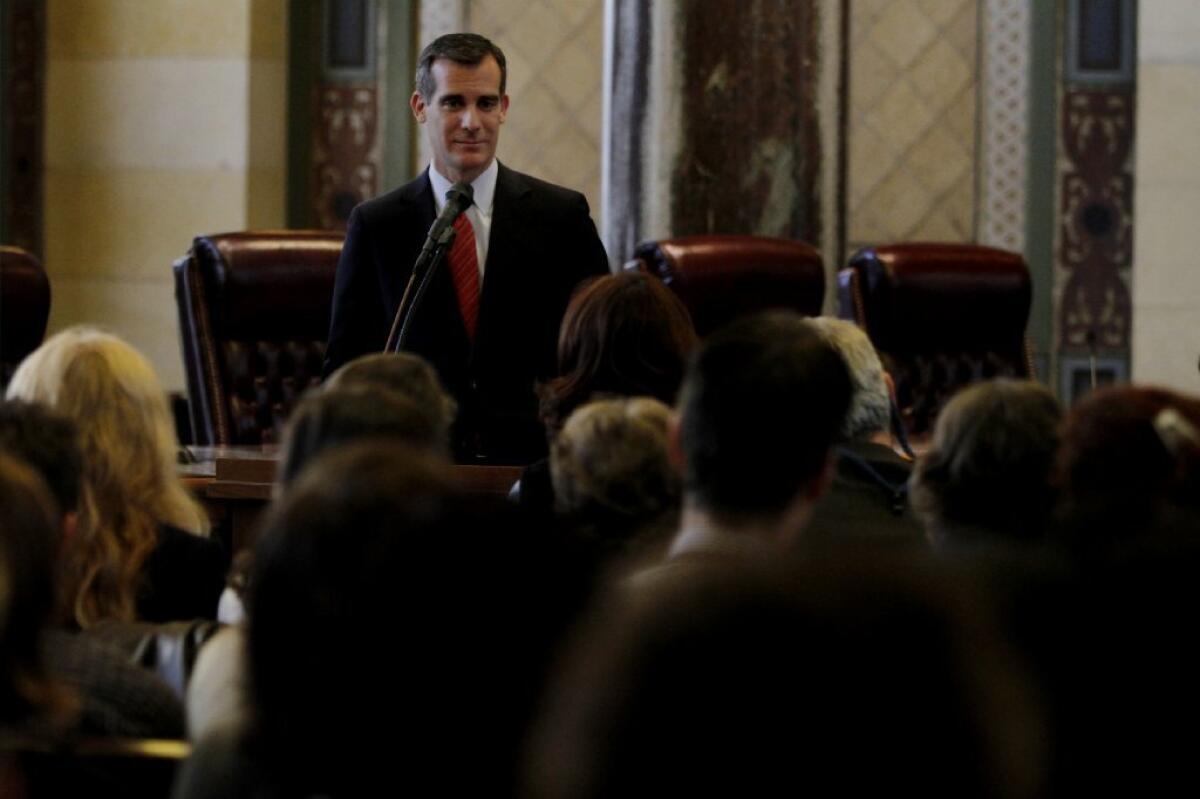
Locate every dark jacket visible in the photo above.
<box><xmin>136</xmin><ymin>525</ymin><xmax>227</xmax><ymax>623</ymax></box>
<box><xmin>323</xmin><ymin>164</ymin><xmax>610</xmax><ymax>463</ymax></box>
<box><xmin>805</xmin><ymin>441</ymin><xmax>926</xmax><ymax>547</ymax></box>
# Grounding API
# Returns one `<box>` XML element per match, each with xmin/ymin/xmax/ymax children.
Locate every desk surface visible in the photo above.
<box><xmin>183</xmin><ymin>446</ymin><xmax>523</xmax><ymax>553</ymax></box>
<box><xmin>183</xmin><ymin>445</ymin><xmax>522</xmax><ymax>499</ymax></box>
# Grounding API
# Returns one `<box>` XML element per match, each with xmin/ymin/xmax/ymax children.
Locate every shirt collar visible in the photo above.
<box><xmin>429</xmin><ymin>159</ymin><xmax>498</xmax><ymax>214</ymax></box>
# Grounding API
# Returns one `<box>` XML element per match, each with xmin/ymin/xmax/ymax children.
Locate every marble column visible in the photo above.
<box><xmin>604</xmin><ymin>0</ymin><xmax>839</xmax><ymax>274</ymax></box>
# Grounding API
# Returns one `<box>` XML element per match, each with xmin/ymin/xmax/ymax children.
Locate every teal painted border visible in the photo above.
<box><xmin>1</xmin><ymin>0</ymin><xmax>11</xmax><ymax>245</ymax></box>
<box><xmin>383</xmin><ymin>0</ymin><xmax>417</xmax><ymax>191</ymax></box>
<box><xmin>1025</xmin><ymin>2</ymin><xmax>1058</xmax><ymax>385</ymax></box>
<box><xmin>287</xmin><ymin>1</ymin><xmax>415</xmax><ymax>226</ymax></box>
<box><xmin>286</xmin><ymin>0</ymin><xmax>316</xmax><ymax>228</ymax></box>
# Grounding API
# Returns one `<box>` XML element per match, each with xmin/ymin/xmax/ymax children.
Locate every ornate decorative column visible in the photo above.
<box><xmin>309</xmin><ymin>0</ymin><xmax>385</xmax><ymax>230</ymax></box>
<box><xmin>1054</xmin><ymin>0</ymin><xmax>1136</xmax><ymax>400</ymax></box>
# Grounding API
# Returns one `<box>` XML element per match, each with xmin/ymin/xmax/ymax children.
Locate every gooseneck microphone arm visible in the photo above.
<box><xmin>384</xmin><ymin>181</ymin><xmax>475</xmax><ymax>353</ymax></box>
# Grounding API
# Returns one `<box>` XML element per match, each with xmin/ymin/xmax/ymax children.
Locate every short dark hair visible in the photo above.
<box><xmin>538</xmin><ymin>272</ymin><xmax>698</xmax><ymax>436</ymax></box>
<box><xmin>0</xmin><ymin>399</ymin><xmax>83</xmax><ymax>519</ymax></box>
<box><xmin>415</xmin><ymin>32</ymin><xmax>507</xmax><ymax>100</ymax></box>
<box><xmin>679</xmin><ymin>311</ymin><xmax>851</xmax><ymax>523</ymax></box>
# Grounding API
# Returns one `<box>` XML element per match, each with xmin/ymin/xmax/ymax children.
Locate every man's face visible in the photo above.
<box><xmin>411</xmin><ymin>55</ymin><xmax>509</xmax><ymax>184</ymax></box>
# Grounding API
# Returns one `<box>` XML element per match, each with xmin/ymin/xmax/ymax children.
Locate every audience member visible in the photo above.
<box><xmin>322</xmin><ymin>350</ymin><xmax>458</xmax><ymax>438</ymax></box>
<box><xmin>909</xmin><ymin>379</ymin><xmax>1062</xmax><ymax>549</ymax></box>
<box><xmin>0</xmin><ymin>400</ymin><xmax>83</xmax><ymax>544</ymax></box>
<box><xmin>175</xmin><ymin>443</ymin><xmax>595</xmax><ymax>797</ymax></box>
<box><xmin>518</xmin><ymin>272</ymin><xmax>697</xmax><ymax>512</ymax></box>
<box><xmin>527</xmin><ymin>553</ymin><xmax>1046</xmax><ymax>797</ymax></box>
<box><xmin>667</xmin><ymin>311</ymin><xmax>851</xmax><ymax>559</ymax></box>
<box><xmin>537</xmin><ymin>272</ymin><xmax>697</xmax><ymax>437</ymax></box>
<box><xmin>278</xmin><ymin>383</ymin><xmax>453</xmax><ymax>487</ymax></box>
<box><xmin>1052</xmin><ymin>383</ymin><xmax>1200</xmax><ymax>554</ymax></box>
<box><xmin>804</xmin><ymin>316</ymin><xmax>925</xmax><ymax>546</ymax></box>
<box><xmin>6</xmin><ymin>327</ymin><xmax>225</xmax><ymax>625</ymax></box>
<box><xmin>0</xmin><ymin>452</ymin><xmax>76</xmax><ymax>735</ymax></box>
<box><xmin>550</xmin><ymin>397</ymin><xmax>679</xmax><ymax>566</ymax></box>
<box><xmin>0</xmin><ymin>445</ymin><xmax>183</xmax><ymax>740</ymax></box>
<box><xmin>218</xmin><ymin>364</ymin><xmax>454</xmax><ymax>621</ymax></box>
<box><xmin>189</xmin><ymin>378</ymin><xmax>460</xmax><ymax>738</ymax></box>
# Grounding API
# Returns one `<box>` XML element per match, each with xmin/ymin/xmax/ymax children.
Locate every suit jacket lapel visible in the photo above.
<box><xmin>383</xmin><ymin>170</ymin><xmax>437</xmax><ymax>310</ymax></box>
<box><xmin>475</xmin><ymin>164</ymin><xmax>532</xmax><ymax>358</ymax></box>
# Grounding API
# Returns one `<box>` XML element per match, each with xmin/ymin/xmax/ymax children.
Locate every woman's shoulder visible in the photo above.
<box><xmin>136</xmin><ymin>526</ymin><xmax>228</xmax><ymax>623</ymax></box>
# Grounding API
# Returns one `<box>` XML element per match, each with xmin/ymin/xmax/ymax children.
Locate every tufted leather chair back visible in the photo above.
<box><xmin>839</xmin><ymin>243</ymin><xmax>1034</xmax><ymax>437</ymax></box>
<box><xmin>626</xmin><ymin>234</ymin><xmax>825</xmax><ymax>336</ymax></box>
<box><xmin>1</xmin><ymin>245</ymin><xmax>52</xmax><ymax>388</ymax></box>
<box><xmin>174</xmin><ymin>231</ymin><xmax>343</xmax><ymax>446</ymax></box>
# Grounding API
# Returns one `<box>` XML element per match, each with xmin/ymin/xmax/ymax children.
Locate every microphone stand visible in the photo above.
<box><xmin>383</xmin><ymin>223</ymin><xmax>459</xmax><ymax>353</ymax></box>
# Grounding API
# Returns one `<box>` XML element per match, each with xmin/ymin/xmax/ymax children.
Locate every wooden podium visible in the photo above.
<box><xmin>182</xmin><ymin>446</ymin><xmax>521</xmax><ymax>553</ymax></box>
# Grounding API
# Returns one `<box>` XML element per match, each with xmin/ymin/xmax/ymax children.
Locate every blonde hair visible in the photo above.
<box><xmin>6</xmin><ymin>327</ymin><xmax>209</xmax><ymax>626</ymax></box>
<box><xmin>551</xmin><ymin>396</ymin><xmax>679</xmax><ymax>519</ymax></box>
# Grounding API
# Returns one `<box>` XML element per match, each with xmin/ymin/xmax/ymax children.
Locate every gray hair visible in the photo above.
<box><xmin>551</xmin><ymin>396</ymin><xmax>679</xmax><ymax>519</ymax></box>
<box><xmin>806</xmin><ymin>317</ymin><xmax>889</xmax><ymax>441</ymax></box>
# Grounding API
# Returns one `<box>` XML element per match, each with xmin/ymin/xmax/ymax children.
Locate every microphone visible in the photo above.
<box><xmin>384</xmin><ymin>181</ymin><xmax>475</xmax><ymax>353</ymax></box>
<box><xmin>420</xmin><ymin>181</ymin><xmax>474</xmax><ymax>260</ymax></box>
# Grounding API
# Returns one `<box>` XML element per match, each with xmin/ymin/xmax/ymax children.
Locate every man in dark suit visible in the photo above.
<box><xmin>323</xmin><ymin>33</ymin><xmax>609</xmax><ymax>463</ymax></box>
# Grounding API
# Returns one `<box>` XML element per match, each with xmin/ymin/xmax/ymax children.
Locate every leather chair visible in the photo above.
<box><xmin>174</xmin><ymin>231</ymin><xmax>343</xmax><ymax>446</ymax></box>
<box><xmin>626</xmin><ymin>234</ymin><xmax>825</xmax><ymax>335</ymax></box>
<box><xmin>839</xmin><ymin>243</ymin><xmax>1034</xmax><ymax>437</ymax></box>
<box><xmin>1</xmin><ymin>244</ymin><xmax>51</xmax><ymax>387</ymax></box>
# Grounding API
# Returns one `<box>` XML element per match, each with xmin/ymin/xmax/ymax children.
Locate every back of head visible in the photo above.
<box><xmin>550</xmin><ymin>397</ymin><xmax>680</xmax><ymax>553</ymax></box>
<box><xmin>806</xmin><ymin>316</ymin><xmax>890</xmax><ymax>441</ymax></box>
<box><xmin>1054</xmin><ymin>384</ymin><xmax>1200</xmax><ymax>550</ymax></box>
<box><xmin>278</xmin><ymin>384</ymin><xmax>452</xmax><ymax>489</ymax></box>
<box><xmin>0</xmin><ymin>452</ymin><xmax>68</xmax><ymax>725</ymax></box>
<box><xmin>910</xmin><ymin>379</ymin><xmax>1061</xmax><ymax>545</ymax></box>
<box><xmin>679</xmin><ymin>311</ymin><xmax>851</xmax><ymax>524</ymax></box>
<box><xmin>5</xmin><ymin>326</ymin><xmax>207</xmax><ymax>625</ymax></box>
<box><xmin>250</xmin><ymin>443</ymin><xmax>458</xmax><ymax>789</ymax></box>
<box><xmin>0</xmin><ymin>399</ymin><xmax>83</xmax><ymax>526</ymax></box>
<box><xmin>528</xmin><ymin>553</ymin><xmax>1044</xmax><ymax>798</ymax></box>
<box><xmin>324</xmin><ymin>351</ymin><xmax>457</xmax><ymax>434</ymax></box>
<box><xmin>249</xmin><ymin>442</ymin><xmax>590</xmax><ymax>794</ymax></box>
<box><xmin>540</xmin><ymin>272</ymin><xmax>698</xmax><ymax>435</ymax></box>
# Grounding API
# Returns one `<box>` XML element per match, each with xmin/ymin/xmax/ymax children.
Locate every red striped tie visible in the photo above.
<box><xmin>448</xmin><ymin>214</ymin><xmax>480</xmax><ymax>341</ymax></box>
